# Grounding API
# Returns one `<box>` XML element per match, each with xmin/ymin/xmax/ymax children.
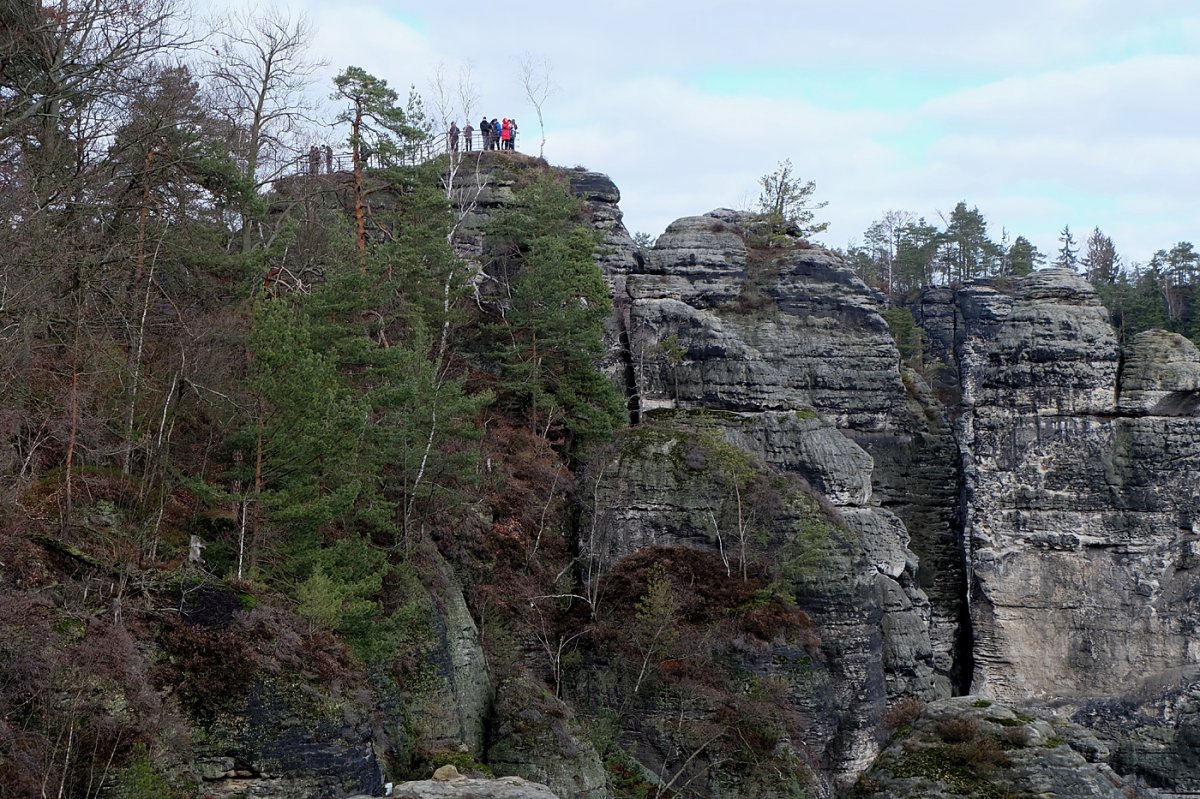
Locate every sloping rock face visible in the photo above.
<box><xmin>854</xmin><ymin>696</ymin><xmax>1135</xmax><ymax>798</ymax></box>
<box><xmin>485</xmin><ymin>674</ymin><xmax>608</xmax><ymax>799</ymax></box>
<box><xmin>402</xmin><ymin>549</ymin><xmax>492</xmax><ymax>756</ymax></box>
<box><xmin>585</xmin><ymin>413</ymin><xmax>933</xmax><ymax>794</ymax></box>
<box><xmin>953</xmin><ymin>270</ymin><xmax>1200</xmax><ymax>702</ymax></box>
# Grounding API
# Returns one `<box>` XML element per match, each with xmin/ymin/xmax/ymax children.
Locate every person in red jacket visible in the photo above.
<box><xmin>501</xmin><ymin>118</ymin><xmax>511</xmax><ymax>151</ymax></box>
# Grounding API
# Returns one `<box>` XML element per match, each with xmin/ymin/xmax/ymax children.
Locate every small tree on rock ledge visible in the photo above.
<box><xmin>755</xmin><ymin>158</ymin><xmax>829</xmax><ymax>243</ymax></box>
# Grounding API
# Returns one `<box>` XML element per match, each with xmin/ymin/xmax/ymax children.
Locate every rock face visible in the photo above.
<box><xmin>195</xmin><ymin>677</ymin><xmax>383</xmax><ymax>799</ymax></box>
<box><xmin>619</xmin><ymin>212</ymin><xmax>969</xmax><ymax>693</ymax></box>
<box><xmin>855</xmin><ymin>696</ymin><xmax>1134</xmax><ymax>798</ymax></box>
<box><xmin>441</xmin><ymin>167</ymin><xmax>1200</xmax><ymax>792</ymax></box>
<box><xmin>599</xmin><ymin>212</ymin><xmax>1200</xmax><ymax>791</ymax></box>
<box><xmin>388</xmin><ymin>775</ymin><xmax>561</xmax><ymax>799</ymax></box>
<box><xmin>953</xmin><ymin>270</ymin><xmax>1200</xmax><ymax>702</ymax></box>
<box><xmin>588</xmin><ymin>211</ymin><xmax>953</xmax><ymax>790</ymax></box>
<box><xmin>1118</xmin><ymin>329</ymin><xmax>1200</xmax><ymax>416</ymax></box>
<box><xmin>404</xmin><ymin>549</ymin><xmax>492</xmax><ymax>756</ymax></box>
<box><xmin>625</xmin><ymin>211</ymin><xmax>905</xmax><ymax>429</ymax></box>
<box><xmin>485</xmin><ymin>675</ymin><xmax>607</xmax><ymax>799</ymax></box>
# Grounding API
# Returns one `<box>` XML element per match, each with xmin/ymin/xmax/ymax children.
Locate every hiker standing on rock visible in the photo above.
<box><xmin>448</xmin><ymin>121</ymin><xmax>460</xmax><ymax>152</ymax></box>
<box><xmin>463</xmin><ymin>121</ymin><xmax>473</xmax><ymax>151</ymax></box>
<box><xmin>480</xmin><ymin>116</ymin><xmax>491</xmax><ymax>150</ymax></box>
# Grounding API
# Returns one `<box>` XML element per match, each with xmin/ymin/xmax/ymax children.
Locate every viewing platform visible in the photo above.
<box><xmin>279</xmin><ymin>132</ymin><xmax>522</xmax><ymax>178</ymax></box>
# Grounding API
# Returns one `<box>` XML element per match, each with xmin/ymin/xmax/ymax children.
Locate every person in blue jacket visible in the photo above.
<box><xmin>492</xmin><ymin>118</ymin><xmax>501</xmax><ymax>150</ymax></box>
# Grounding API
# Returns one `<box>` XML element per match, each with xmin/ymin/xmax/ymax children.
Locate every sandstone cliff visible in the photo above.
<box><xmin>238</xmin><ymin>164</ymin><xmax>1200</xmax><ymax>796</ymax></box>
<box><xmin>15</xmin><ymin>158</ymin><xmax>1192</xmax><ymax>799</ymax></box>
<box><xmin>584</xmin><ymin>192</ymin><xmax>1200</xmax><ymax>793</ymax></box>
<box><xmin>937</xmin><ymin>269</ymin><xmax>1200</xmax><ymax>792</ymax></box>
<box><xmin>583</xmin><ymin>209</ymin><xmax>955</xmax><ymax>793</ymax></box>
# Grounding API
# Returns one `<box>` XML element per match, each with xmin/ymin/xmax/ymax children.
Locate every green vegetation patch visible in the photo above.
<box><xmin>887</xmin><ymin>744</ymin><xmax>1009</xmax><ymax>799</ymax></box>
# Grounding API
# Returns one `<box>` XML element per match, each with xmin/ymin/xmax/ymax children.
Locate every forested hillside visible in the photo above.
<box><xmin>0</xmin><ymin>2</ymin><xmax>634</xmax><ymax>795</ymax></box>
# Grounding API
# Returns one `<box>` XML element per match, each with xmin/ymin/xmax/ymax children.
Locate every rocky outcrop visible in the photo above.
<box><xmin>195</xmin><ymin>677</ymin><xmax>384</xmax><ymax>799</ymax></box>
<box><xmin>626</xmin><ymin>211</ymin><xmax>906</xmax><ymax>429</ymax></box>
<box><xmin>404</xmin><ymin>549</ymin><xmax>492</xmax><ymax>757</ymax></box>
<box><xmin>582</xmin><ymin>211</ymin><xmax>956</xmax><ymax>789</ymax></box>
<box><xmin>440</xmin><ymin>165</ymin><xmax>1200</xmax><ymax>791</ymax></box>
<box><xmin>485</xmin><ymin>675</ymin><xmax>607</xmax><ymax>799</ymax></box>
<box><xmin>855</xmin><ymin>696</ymin><xmax>1136</xmax><ymax>798</ymax></box>
<box><xmin>1118</xmin><ymin>329</ymin><xmax>1200</xmax><ymax>416</ymax></box>
<box><xmin>387</xmin><ymin>774</ymin><xmax>561</xmax><ymax>799</ymax></box>
<box><xmin>622</xmin><ymin>212</ymin><xmax>968</xmax><ymax>693</ymax></box>
<box><xmin>954</xmin><ymin>270</ymin><xmax>1200</xmax><ymax>703</ymax></box>
<box><xmin>1077</xmin><ymin>676</ymin><xmax>1200</xmax><ymax>792</ymax></box>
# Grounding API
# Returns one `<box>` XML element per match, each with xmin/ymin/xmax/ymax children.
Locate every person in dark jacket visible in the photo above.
<box><xmin>463</xmin><ymin>121</ymin><xmax>473</xmax><ymax>151</ymax></box>
<box><xmin>508</xmin><ymin>119</ymin><xmax>518</xmax><ymax>150</ymax></box>
<box><xmin>448</xmin><ymin>121</ymin><xmax>459</xmax><ymax>152</ymax></box>
<box><xmin>480</xmin><ymin>116</ymin><xmax>491</xmax><ymax>150</ymax></box>
<box><xmin>491</xmin><ymin>118</ymin><xmax>501</xmax><ymax>150</ymax></box>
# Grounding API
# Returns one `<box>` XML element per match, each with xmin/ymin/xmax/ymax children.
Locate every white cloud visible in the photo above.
<box><xmin>921</xmin><ymin>56</ymin><xmax>1200</xmax><ymax>136</ymax></box>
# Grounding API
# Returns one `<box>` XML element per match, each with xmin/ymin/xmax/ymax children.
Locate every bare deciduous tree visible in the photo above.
<box><xmin>427</xmin><ymin>61</ymin><xmax>479</xmax><ymax>142</ymax></box>
<box><xmin>206</xmin><ymin>6</ymin><xmax>324</xmax><ymax>251</ymax></box>
<box><xmin>1</xmin><ymin>0</ymin><xmax>198</xmax><ymax>215</ymax></box>
<box><xmin>518</xmin><ymin>54</ymin><xmax>555</xmax><ymax>159</ymax></box>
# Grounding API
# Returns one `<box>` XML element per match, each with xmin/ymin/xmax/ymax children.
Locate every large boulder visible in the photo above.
<box><xmin>855</xmin><ymin>696</ymin><xmax>1134</xmax><ymax>798</ymax></box>
<box><xmin>387</xmin><ymin>774</ymin><xmax>561</xmax><ymax>799</ymax></box>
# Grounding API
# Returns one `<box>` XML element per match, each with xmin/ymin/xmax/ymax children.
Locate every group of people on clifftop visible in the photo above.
<box><xmin>307</xmin><ymin>144</ymin><xmax>335</xmax><ymax>174</ymax></box>
<box><xmin>447</xmin><ymin>117</ymin><xmax>517</xmax><ymax>152</ymax></box>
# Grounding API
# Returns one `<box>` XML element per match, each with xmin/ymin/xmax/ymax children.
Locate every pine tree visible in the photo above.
<box><xmin>331</xmin><ymin>66</ymin><xmax>426</xmax><ymax>252</ymax></box>
<box><xmin>941</xmin><ymin>201</ymin><xmax>1000</xmax><ymax>282</ymax></box>
<box><xmin>502</xmin><ymin>225</ymin><xmax>625</xmax><ymax>451</ymax></box>
<box><xmin>1081</xmin><ymin>227</ymin><xmax>1119</xmax><ymax>284</ymax></box>
<box><xmin>755</xmin><ymin>159</ymin><xmax>828</xmax><ymax>240</ymax></box>
<box><xmin>1007</xmin><ymin>236</ymin><xmax>1045</xmax><ymax>277</ymax></box>
<box><xmin>1055</xmin><ymin>226</ymin><xmax>1079</xmax><ymax>270</ymax></box>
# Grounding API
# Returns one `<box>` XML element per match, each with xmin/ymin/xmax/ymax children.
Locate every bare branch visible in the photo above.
<box><xmin>518</xmin><ymin>53</ymin><xmax>555</xmax><ymax>159</ymax></box>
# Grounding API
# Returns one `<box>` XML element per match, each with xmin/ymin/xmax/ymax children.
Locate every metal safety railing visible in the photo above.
<box><xmin>282</xmin><ymin>131</ymin><xmax>520</xmax><ymax>178</ymax></box>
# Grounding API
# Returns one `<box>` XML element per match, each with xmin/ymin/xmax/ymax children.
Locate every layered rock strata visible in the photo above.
<box><xmin>954</xmin><ymin>270</ymin><xmax>1200</xmax><ymax>702</ymax></box>
<box><xmin>587</xmin><ymin>211</ymin><xmax>953</xmax><ymax>788</ymax></box>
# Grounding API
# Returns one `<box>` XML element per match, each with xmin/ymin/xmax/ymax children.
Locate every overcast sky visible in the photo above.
<box><xmin>204</xmin><ymin>0</ymin><xmax>1200</xmax><ymax>264</ymax></box>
